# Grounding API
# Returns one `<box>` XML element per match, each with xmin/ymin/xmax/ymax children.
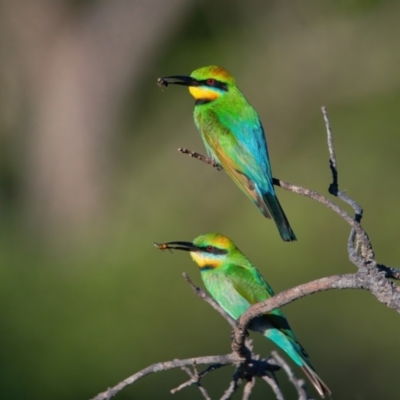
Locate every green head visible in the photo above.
<box><xmin>157</xmin><ymin>65</ymin><xmax>237</xmax><ymax>105</ymax></box>
<box><xmin>155</xmin><ymin>233</ymin><xmax>241</xmax><ymax>269</ymax></box>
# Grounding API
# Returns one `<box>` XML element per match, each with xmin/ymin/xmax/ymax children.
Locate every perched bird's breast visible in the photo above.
<box><xmin>201</xmin><ymin>270</ymin><xmax>251</xmax><ymax>320</ymax></box>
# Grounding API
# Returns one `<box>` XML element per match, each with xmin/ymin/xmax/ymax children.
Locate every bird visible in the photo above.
<box><xmin>157</xmin><ymin>65</ymin><xmax>296</xmax><ymax>241</ymax></box>
<box><xmin>155</xmin><ymin>233</ymin><xmax>331</xmax><ymax>398</ymax></box>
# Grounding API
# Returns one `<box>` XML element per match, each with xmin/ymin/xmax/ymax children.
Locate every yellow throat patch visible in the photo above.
<box><xmin>189</xmin><ymin>86</ymin><xmax>220</xmax><ymax>101</ymax></box>
<box><xmin>190</xmin><ymin>251</ymin><xmax>220</xmax><ymax>269</ymax></box>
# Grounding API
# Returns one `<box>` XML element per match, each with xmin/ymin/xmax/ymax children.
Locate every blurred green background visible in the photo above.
<box><xmin>0</xmin><ymin>1</ymin><xmax>400</xmax><ymax>399</ymax></box>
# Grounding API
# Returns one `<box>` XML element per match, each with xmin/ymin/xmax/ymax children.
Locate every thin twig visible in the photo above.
<box><xmin>322</xmin><ymin>106</ymin><xmax>360</xmax><ymax>213</ymax></box>
<box><xmin>178</xmin><ymin>144</ymin><xmax>371</xmax><ymax>258</ymax></box>
<box><xmin>272</xmin><ymin>352</ymin><xmax>309</xmax><ymax>400</ymax></box>
<box><xmin>197</xmin><ymin>381</ymin><xmax>212</xmax><ymax>399</ymax></box>
<box><xmin>170</xmin><ymin>366</ymin><xmax>194</xmax><ymax>394</ymax></box>
<box><xmin>171</xmin><ymin>363</ymin><xmax>212</xmax><ymax>400</ymax></box>
<box><xmin>178</xmin><ymin>148</ymin><xmax>223</xmax><ymax>170</ymax></box>
<box><xmin>220</xmin><ymin>370</ymin><xmax>240</xmax><ymax>400</ymax></box>
<box><xmin>321</xmin><ymin>106</ymin><xmax>338</xmax><ymax>192</ymax></box>
<box><xmin>90</xmin><ymin>354</ymin><xmax>239</xmax><ymax>400</ymax></box>
<box><xmin>171</xmin><ymin>361</ymin><xmax>229</xmax><ymax>398</ymax></box>
<box><xmin>272</xmin><ymin>177</ymin><xmax>369</xmax><ymax>246</ymax></box>
<box><xmin>242</xmin><ymin>377</ymin><xmax>255</xmax><ymax>400</ymax></box>
<box><xmin>261</xmin><ymin>374</ymin><xmax>285</xmax><ymax>400</ymax></box>
<box><xmin>321</xmin><ymin>106</ymin><xmax>371</xmax><ymax>263</ymax></box>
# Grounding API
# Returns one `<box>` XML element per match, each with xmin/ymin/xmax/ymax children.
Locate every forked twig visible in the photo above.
<box><xmin>171</xmin><ymin>362</ymin><xmax>212</xmax><ymax>399</ymax></box>
<box><xmin>272</xmin><ymin>351</ymin><xmax>310</xmax><ymax>400</ymax></box>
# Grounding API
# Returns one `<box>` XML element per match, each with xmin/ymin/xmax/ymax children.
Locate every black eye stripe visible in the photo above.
<box><xmin>202</xmin><ymin>245</ymin><xmax>228</xmax><ymax>255</ymax></box>
<box><xmin>200</xmin><ymin>79</ymin><xmax>228</xmax><ymax>91</ymax></box>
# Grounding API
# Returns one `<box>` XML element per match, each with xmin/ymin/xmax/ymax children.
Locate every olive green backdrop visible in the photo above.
<box><xmin>0</xmin><ymin>1</ymin><xmax>399</xmax><ymax>399</ymax></box>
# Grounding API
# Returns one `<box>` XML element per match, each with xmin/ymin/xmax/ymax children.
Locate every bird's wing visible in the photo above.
<box><xmin>218</xmin><ymin>110</ymin><xmax>273</xmax><ymax>187</ymax></box>
<box><xmin>216</xmin><ymin>146</ymin><xmax>272</xmax><ymax>218</ymax></box>
<box><xmin>200</xmin><ymin>111</ymin><xmax>273</xmax><ymax>217</ymax></box>
<box><xmin>225</xmin><ymin>264</ymin><xmax>299</xmax><ymax>344</ymax></box>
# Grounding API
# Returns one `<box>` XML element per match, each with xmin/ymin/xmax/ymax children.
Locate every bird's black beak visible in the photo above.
<box><xmin>157</xmin><ymin>75</ymin><xmax>199</xmax><ymax>89</ymax></box>
<box><xmin>154</xmin><ymin>241</ymin><xmax>198</xmax><ymax>252</ymax></box>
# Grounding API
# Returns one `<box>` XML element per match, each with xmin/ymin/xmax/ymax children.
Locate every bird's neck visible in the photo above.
<box><xmin>190</xmin><ymin>252</ymin><xmax>222</xmax><ymax>270</ymax></box>
<box><xmin>189</xmin><ymin>86</ymin><xmax>221</xmax><ymax>105</ymax></box>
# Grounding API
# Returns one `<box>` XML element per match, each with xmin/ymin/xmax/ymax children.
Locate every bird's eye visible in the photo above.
<box><xmin>206</xmin><ymin>78</ymin><xmax>215</xmax><ymax>86</ymax></box>
<box><xmin>206</xmin><ymin>246</ymin><xmax>214</xmax><ymax>252</ymax></box>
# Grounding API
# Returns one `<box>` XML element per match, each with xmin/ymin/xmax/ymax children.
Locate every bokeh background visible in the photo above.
<box><xmin>0</xmin><ymin>1</ymin><xmax>400</xmax><ymax>399</ymax></box>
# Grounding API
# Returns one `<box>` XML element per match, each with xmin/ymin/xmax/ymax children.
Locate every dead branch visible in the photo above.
<box><xmin>90</xmin><ymin>354</ymin><xmax>240</xmax><ymax>400</ymax></box>
<box><xmin>90</xmin><ymin>107</ymin><xmax>400</xmax><ymax>399</ymax></box>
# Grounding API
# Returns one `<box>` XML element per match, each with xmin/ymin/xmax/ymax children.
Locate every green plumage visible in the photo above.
<box><xmin>158</xmin><ymin>66</ymin><xmax>297</xmax><ymax>241</ymax></box>
<box><xmin>158</xmin><ymin>233</ymin><xmax>331</xmax><ymax>398</ymax></box>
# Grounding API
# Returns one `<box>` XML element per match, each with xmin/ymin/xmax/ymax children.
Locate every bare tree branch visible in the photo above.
<box><xmin>272</xmin><ymin>351</ymin><xmax>311</xmax><ymax>400</ymax></box>
<box><xmin>322</xmin><ymin>106</ymin><xmax>338</xmax><ymax>193</ymax></box>
<box><xmin>242</xmin><ymin>377</ymin><xmax>255</xmax><ymax>400</ymax></box>
<box><xmin>171</xmin><ymin>363</ymin><xmax>212</xmax><ymax>399</ymax></box>
<box><xmin>91</xmin><ymin>107</ymin><xmax>400</xmax><ymax>399</ymax></box>
<box><xmin>178</xmin><ymin>147</ymin><xmax>223</xmax><ymax>170</ymax></box>
<box><xmin>232</xmin><ymin>274</ymin><xmax>358</xmax><ymax>357</ymax></box>
<box><xmin>232</xmin><ymin>107</ymin><xmax>400</xmax><ymax>357</ymax></box>
<box><xmin>90</xmin><ymin>354</ymin><xmax>239</xmax><ymax>400</ymax></box>
<box><xmin>220</xmin><ymin>371</ymin><xmax>240</xmax><ymax>400</ymax></box>
<box><xmin>171</xmin><ymin>360</ymin><xmax>228</xmax><ymax>398</ymax></box>
<box><xmin>261</xmin><ymin>373</ymin><xmax>285</xmax><ymax>400</ymax></box>
<box><xmin>177</xmin><ymin>147</ymin><xmax>370</xmax><ymax>251</ymax></box>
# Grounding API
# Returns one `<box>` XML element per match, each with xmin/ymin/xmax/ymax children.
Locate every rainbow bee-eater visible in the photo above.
<box><xmin>155</xmin><ymin>233</ymin><xmax>331</xmax><ymax>398</ymax></box>
<box><xmin>158</xmin><ymin>66</ymin><xmax>296</xmax><ymax>242</ymax></box>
